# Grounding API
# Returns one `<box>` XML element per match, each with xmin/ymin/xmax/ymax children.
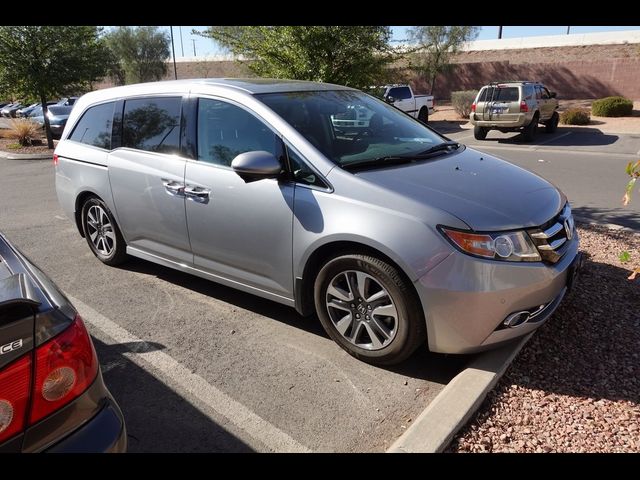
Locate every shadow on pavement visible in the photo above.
<box><xmin>93</xmin><ymin>337</ymin><xmax>254</xmax><ymax>452</ymax></box>
<box><xmin>117</xmin><ymin>257</ymin><xmax>471</xmax><ymax>382</ymax></box>
<box><xmin>573</xmin><ymin>205</ymin><xmax>640</xmax><ymax>231</ymax></box>
<box><xmin>482</xmin><ymin>128</ymin><xmax>619</xmax><ymax>147</ymax></box>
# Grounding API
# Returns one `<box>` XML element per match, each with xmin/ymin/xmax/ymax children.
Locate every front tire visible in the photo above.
<box><xmin>314</xmin><ymin>254</ymin><xmax>425</xmax><ymax>365</ymax></box>
<box><xmin>81</xmin><ymin>197</ymin><xmax>127</xmax><ymax>266</ymax></box>
<box><xmin>545</xmin><ymin>112</ymin><xmax>559</xmax><ymax>133</ymax></box>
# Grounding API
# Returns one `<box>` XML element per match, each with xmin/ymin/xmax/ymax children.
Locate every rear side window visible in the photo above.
<box><xmin>122</xmin><ymin>97</ymin><xmax>181</xmax><ymax>154</ymax></box>
<box><xmin>69</xmin><ymin>102</ymin><xmax>115</xmax><ymax>149</ymax></box>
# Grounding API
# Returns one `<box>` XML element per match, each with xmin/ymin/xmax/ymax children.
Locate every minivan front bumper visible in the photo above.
<box><xmin>415</xmin><ymin>234</ymin><xmax>580</xmax><ymax>354</ymax></box>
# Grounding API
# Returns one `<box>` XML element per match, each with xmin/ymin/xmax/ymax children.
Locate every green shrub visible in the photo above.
<box><xmin>560</xmin><ymin>108</ymin><xmax>590</xmax><ymax>125</ymax></box>
<box><xmin>591</xmin><ymin>96</ymin><xmax>633</xmax><ymax>117</ymax></box>
<box><xmin>451</xmin><ymin>90</ymin><xmax>478</xmax><ymax>118</ymax></box>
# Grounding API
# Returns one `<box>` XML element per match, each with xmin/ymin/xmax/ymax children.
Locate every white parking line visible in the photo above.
<box><xmin>68</xmin><ymin>295</ymin><xmax>311</xmax><ymax>453</ymax></box>
<box><xmin>528</xmin><ymin>131</ymin><xmax>572</xmax><ymax>150</ymax></box>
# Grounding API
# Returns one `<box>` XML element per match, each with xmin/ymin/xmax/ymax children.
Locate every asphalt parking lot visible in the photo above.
<box><xmin>1</xmin><ymin>125</ymin><xmax>638</xmax><ymax>452</ymax></box>
<box><xmin>0</xmin><ymin>157</ymin><xmax>467</xmax><ymax>452</ymax></box>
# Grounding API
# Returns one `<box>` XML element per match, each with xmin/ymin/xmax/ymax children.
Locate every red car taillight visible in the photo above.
<box><xmin>520</xmin><ymin>100</ymin><xmax>528</xmax><ymax>112</ymax></box>
<box><xmin>471</xmin><ymin>102</ymin><xmax>476</xmax><ymax>113</ymax></box>
<box><xmin>53</xmin><ymin>154</ymin><xmax>59</xmax><ymax>166</ymax></box>
<box><xmin>30</xmin><ymin>315</ymin><xmax>98</xmax><ymax>424</ymax></box>
<box><xmin>0</xmin><ymin>356</ymin><xmax>31</xmax><ymax>443</ymax></box>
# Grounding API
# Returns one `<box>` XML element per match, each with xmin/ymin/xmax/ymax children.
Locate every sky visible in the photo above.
<box><xmin>160</xmin><ymin>26</ymin><xmax>640</xmax><ymax>59</ymax></box>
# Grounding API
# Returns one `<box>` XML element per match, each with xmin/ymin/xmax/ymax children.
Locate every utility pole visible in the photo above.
<box><xmin>170</xmin><ymin>26</ymin><xmax>178</xmax><ymax>80</ymax></box>
<box><xmin>566</xmin><ymin>26</ymin><xmax>571</xmax><ymax>35</ymax></box>
<box><xmin>192</xmin><ymin>39</ymin><xmax>196</xmax><ymax>57</ymax></box>
<box><xmin>179</xmin><ymin>26</ymin><xmax>184</xmax><ymax>56</ymax></box>
<box><xmin>498</xmin><ymin>26</ymin><xmax>503</xmax><ymax>39</ymax></box>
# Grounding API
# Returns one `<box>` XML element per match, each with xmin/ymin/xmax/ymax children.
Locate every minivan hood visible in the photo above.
<box><xmin>355</xmin><ymin>147</ymin><xmax>565</xmax><ymax>231</ymax></box>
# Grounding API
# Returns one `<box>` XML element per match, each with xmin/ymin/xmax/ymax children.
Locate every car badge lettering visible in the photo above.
<box><xmin>0</xmin><ymin>339</ymin><xmax>23</xmax><ymax>355</ymax></box>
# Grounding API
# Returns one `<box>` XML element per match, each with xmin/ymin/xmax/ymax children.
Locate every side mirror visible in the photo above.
<box><xmin>385</xmin><ymin>95</ymin><xmax>396</xmax><ymax>104</ymax></box>
<box><xmin>550</xmin><ymin>92</ymin><xmax>557</xmax><ymax>98</ymax></box>
<box><xmin>231</xmin><ymin>150</ymin><xmax>282</xmax><ymax>183</ymax></box>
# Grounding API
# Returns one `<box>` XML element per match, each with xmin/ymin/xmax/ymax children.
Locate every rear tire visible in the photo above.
<box><xmin>522</xmin><ymin>114</ymin><xmax>539</xmax><ymax>141</ymax></box>
<box><xmin>81</xmin><ymin>197</ymin><xmax>128</xmax><ymax>266</ymax></box>
<box><xmin>545</xmin><ymin>112</ymin><xmax>559</xmax><ymax>133</ymax></box>
<box><xmin>314</xmin><ymin>254</ymin><xmax>425</xmax><ymax>365</ymax></box>
<box><xmin>473</xmin><ymin>125</ymin><xmax>488</xmax><ymax>140</ymax></box>
<box><xmin>418</xmin><ymin>107</ymin><xmax>429</xmax><ymax>123</ymax></box>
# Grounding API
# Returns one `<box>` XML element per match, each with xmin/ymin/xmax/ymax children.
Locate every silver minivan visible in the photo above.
<box><xmin>55</xmin><ymin>79</ymin><xmax>581</xmax><ymax>365</ymax></box>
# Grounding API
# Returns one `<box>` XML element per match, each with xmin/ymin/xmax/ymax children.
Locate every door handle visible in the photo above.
<box><xmin>184</xmin><ymin>186</ymin><xmax>211</xmax><ymax>203</ymax></box>
<box><xmin>162</xmin><ymin>179</ymin><xmax>185</xmax><ymax>197</ymax></box>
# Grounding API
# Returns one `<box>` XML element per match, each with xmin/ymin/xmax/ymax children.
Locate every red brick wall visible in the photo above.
<box><xmin>410</xmin><ymin>57</ymin><xmax>640</xmax><ymax>101</ymax></box>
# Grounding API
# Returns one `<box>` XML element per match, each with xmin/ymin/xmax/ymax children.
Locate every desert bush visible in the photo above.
<box><xmin>451</xmin><ymin>90</ymin><xmax>478</xmax><ymax>118</ymax></box>
<box><xmin>560</xmin><ymin>108</ymin><xmax>590</xmax><ymax>125</ymax></box>
<box><xmin>591</xmin><ymin>96</ymin><xmax>633</xmax><ymax>117</ymax></box>
<box><xmin>5</xmin><ymin>118</ymin><xmax>40</xmax><ymax>146</ymax></box>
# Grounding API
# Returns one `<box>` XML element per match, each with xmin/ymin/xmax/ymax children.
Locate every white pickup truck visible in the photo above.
<box><xmin>381</xmin><ymin>84</ymin><xmax>434</xmax><ymax>123</ymax></box>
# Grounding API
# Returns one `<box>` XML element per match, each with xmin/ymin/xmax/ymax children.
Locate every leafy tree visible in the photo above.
<box><xmin>199</xmin><ymin>26</ymin><xmax>395</xmax><ymax>90</ymax></box>
<box><xmin>104</xmin><ymin>27</ymin><xmax>170</xmax><ymax>85</ymax></box>
<box><xmin>408</xmin><ymin>26</ymin><xmax>480</xmax><ymax>94</ymax></box>
<box><xmin>0</xmin><ymin>26</ymin><xmax>109</xmax><ymax>148</ymax></box>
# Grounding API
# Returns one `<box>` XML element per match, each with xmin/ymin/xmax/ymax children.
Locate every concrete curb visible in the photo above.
<box><xmin>387</xmin><ymin>333</ymin><xmax>533</xmax><ymax>453</ymax></box>
<box><xmin>0</xmin><ymin>150</ymin><xmax>52</xmax><ymax>160</ymax></box>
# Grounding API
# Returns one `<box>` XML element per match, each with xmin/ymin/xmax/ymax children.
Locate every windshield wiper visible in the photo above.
<box><xmin>342</xmin><ymin>141</ymin><xmax>462</xmax><ymax>172</ymax></box>
<box><xmin>416</xmin><ymin>141</ymin><xmax>461</xmax><ymax>156</ymax></box>
<box><xmin>342</xmin><ymin>156</ymin><xmax>416</xmax><ymax>171</ymax></box>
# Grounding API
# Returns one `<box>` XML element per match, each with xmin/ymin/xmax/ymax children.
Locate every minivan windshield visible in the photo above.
<box><xmin>256</xmin><ymin>90</ymin><xmax>449</xmax><ymax>169</ymax></box>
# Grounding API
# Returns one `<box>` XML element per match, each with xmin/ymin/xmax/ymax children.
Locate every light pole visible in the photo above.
<box><xmin>179</xmin><ymin>26</ymin><xmax>184</xmax><ymax>56</ymax></box>
<box><xmin>566</xmin><ymin>26</ymin><xmax>571</xmax><ymax>35</ymax></box>
<box><xmin>192</xmin><ymin>39</ymin><xmax>196</xmax><ymax>57</ymax></box>
<box><xmin>498</xmin><ymin>26</ymin><xmax>503</xmax><ymax>39</ymax></box>
<box><xmin>170</xmin><ymin>26</ymin><xmax>178</xmax><ymax>80</ymax></box>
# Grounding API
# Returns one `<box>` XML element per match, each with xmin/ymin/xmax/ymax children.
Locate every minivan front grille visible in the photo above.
<box><xmin>528</xmin><ymin>204</ymin><xmax>575</xmax><ymax>263</ymax></box>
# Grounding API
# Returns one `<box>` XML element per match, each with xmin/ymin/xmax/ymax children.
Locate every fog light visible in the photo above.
<box><xmin>494</xmin><ymin>235</ymin><xmax>514</xmax><ymax>258</ymax></box>
<box><xmin>0</xmin><ymin>400</ymin><xmax>13</xmax><ymax>433</ymax></box>
<box><xmin>42</xmin><ymin>367</ymin><xmax>76</xmax><ymax>401</ymax></box>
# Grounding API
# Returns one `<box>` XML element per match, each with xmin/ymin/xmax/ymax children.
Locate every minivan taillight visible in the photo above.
<box><xmin>0</xmin><ymin>356</ymin><xmax>31</xmax><ymax>443</ymax></box>
<box><xmin>29</xmin><ymin>315</ymin><xmax>98</xmax><ymax>424</ymax></box>
<box><xmin>471</xmin><ymin>102</ymin><xmax>476</xmax><ymax>113</ymax></box>
<box><xmin>520</xmin><ymin>100</ymin><xmax>528</xmax><ymax>112</ymax></box>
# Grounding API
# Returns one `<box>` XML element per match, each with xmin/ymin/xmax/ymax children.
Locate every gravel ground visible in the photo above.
<box><xmin>449</xmin><ymin>224</ymin><xmax>640</xmax><ymax>453</ymax></box>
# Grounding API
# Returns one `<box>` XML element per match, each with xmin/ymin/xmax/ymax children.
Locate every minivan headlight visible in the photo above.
<box><xmin>440</xmin><ymin>227</ymin><xmax>541</xmax><ymax>262</ymax></box>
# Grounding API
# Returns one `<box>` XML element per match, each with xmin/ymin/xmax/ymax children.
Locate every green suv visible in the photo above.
<box><xmin>470</xmin><ymin>81</ymin><xmax>560</xmax><ymax>141</ymax></box>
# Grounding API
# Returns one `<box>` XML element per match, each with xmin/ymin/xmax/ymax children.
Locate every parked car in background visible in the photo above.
<box><xmin>54</xmin><ymin>79</ymin><xmax>582</xmax><ymax>366</ymax></box>
<box><xmin>378</xmin><ymin>84</ymin><xmax>434</xmax><ymax>123</ymax></box>
<box><xmin>17</xmin><ymin>102</ymin><xmax>57</xmax><ymax>118</ymax></box>
<box><xmin>1</xmin><ymin>103</ymin><xmax>25</xmax><ymax>118</ymax></box>
<box><xmin>57</xmin><ymin>97</ymin><xmax>78</xmax><ymax>107</ymax></box>
<box><xmin>32</xmin><ymin>105</ymin><xmax>74</xmax><ymax>138</ymax></box>
<box><xmin>470</xmin><ymin>81</ymin><xmax>560</xmax><ymax>141</ymax></box>
<box><xmin>0</xmin><ymin>231</ymin><xmax>126</xmax><ymax>452</ymax></box>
